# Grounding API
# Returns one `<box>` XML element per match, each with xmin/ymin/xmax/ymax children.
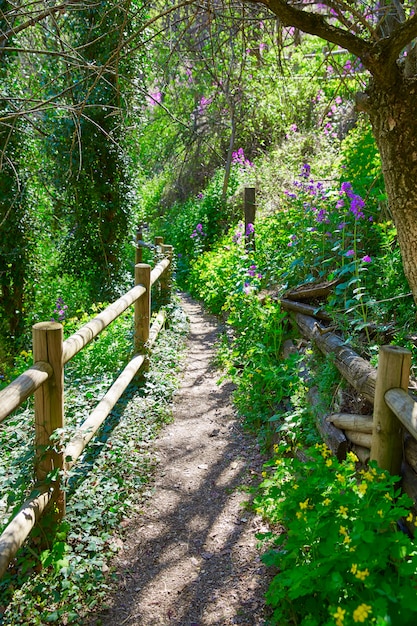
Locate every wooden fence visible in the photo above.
<box><xmin>291</xmin><ymin>312</ymin><xmax>417</xmax><ymax>511</ymax></box>
<box><xmin>0</xmin><ymin>238</ymin><xmax>173</xmax><ymax>578</ymax></box>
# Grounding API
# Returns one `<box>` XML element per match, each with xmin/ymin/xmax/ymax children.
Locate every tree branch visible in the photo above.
<box><xmin>252</xmin><ymin>0</ymin><xmax>415</xmax><ymax>85</ymax></box>
<box><xmin>378</xmin><ymin>13</ymin><xmax>417</xmax><ymax>68</ymax></box>
<box><xmin>255</xmin><ymin>0</ymin><xmax>373</xmax><ymax>60</ymax></box>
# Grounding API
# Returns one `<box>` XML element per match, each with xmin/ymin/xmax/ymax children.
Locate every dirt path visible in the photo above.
<box><xmin>89</xmin><ymin>294</ymin><xmax>269</xmax><ymax>626</ymax></box>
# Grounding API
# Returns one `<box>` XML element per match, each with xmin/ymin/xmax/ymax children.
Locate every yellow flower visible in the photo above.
<box><xmin>360</xmin><ymin>470</ymin><xmax>374</xmax><ymax>482</ymax></box>
<box><xmin>353</xmin><ymin>603</ymin><xmax>372</xmax><ymax>622</ymax></box>
<box><xmin>347</xmin><ymin>451</ymin><xmax>359</xmax><ymax>462</ymax></box>
<box><xmin>355</xmin><ymin>568</ymin><xmax>370</xmax><ymax>581</ymax></box>
<box><xmin>338</xmin><ymin>505</ymin><xmax>348</xmax><ymax>517</ymax></box>
<box><xmin>323</xmin><ymin>497</ymin><xmax>331</xmax><ymax>506</ymax></box>
<box><xmin>351</xmin><ymin>563</ymin><xmax>357</xmax><ymax>574</ymax></box>
<box><xmin>339</xmin><ymin>526</ymin><xmax>348</xmax><ymax>536</ymax></box>
<box><xmin>343</xmin><ymin>535</ymin><xmax>351</xmax><ymax>545</ymax></box>
<box><xmin>336</xmin><ymin>473</ymin><xmax>346</xmax><ymax>485</ymax></box>
<box><xmin>326</xmin><ymin>459</ymin><xmax>333</xmax><ymax>467</ymax></box>
<box><xmin>333</xmin><ymin>606</ymin><xmax>346</xmax><ymax>626</ymax></box>
<box><xmin>357</xmin><ymin>482</ymin><xmax>368</xmax><ymax>495</ymax></box>
<box><xmin>273</xmin><ymin>444</ymin><xmax>279</xmax><ymax>453</ymax></box>
<box><xmin>407</xmin><ymin>512</ymin><xmax>414</xmax><ymax>522</ymax></box>
<box><xmin>299</xmin><ymin>498</ymin><xmax>310</xmax><ymax>510</ymax></box>
<box><xmin>316</xmin><ymin>443</ymin><xmax>331</xmax><ymax>458</ymax></box>
<box><xmin>384</xmin><ymin>492</ymin><xmax>393</xmax><ymax>501</ymax></box>
<box><xmin>261</xmin><ymin>471</ymin><xmax>267</xmax><ymax>478</ymax></box>
<box><xmin>377</xmin><ymin>510</ymin><xmax>383</xmax><ymax>517</ymax></box>
<box><xmin>292</xmin><ymin>483</ymin><xmax>299</xmax><ymax>489</ymax></box>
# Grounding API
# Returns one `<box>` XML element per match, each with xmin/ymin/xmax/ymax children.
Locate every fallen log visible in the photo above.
<box><xmin>309</xmin><ymin>387</ymin><xmax>347</xmax><ymax>460</ymax></box>
<box><xmin>280</xmin><ymin>298</ymin><xmax>331</xmax><ymax>321</ymax></box>
<box><xmin>317</xmin><ymin>415</ymin><xmax>347</xmax><ymax>461</ymax></box>
<box><xmin>284</xmin><ymin>277</ymin><xmax>342</xmax><ymax>301</ymax></box>
<box><xmin>405</xmin><ymin>435</ymin><xmax>417</xmax><ymax>475</ymax></box>
<box><xmin>327</xmin><ymin>413</ymin><xmax>373</xmax><ymax>433</ymax></box>
<box><xmin>294</xmin><ymin>313</ymin><xmax>377</xmax><ymax>405</ymax></box>
<box><xmin>351</xmin><ymin>444</ymin><xmax>370</xmax><ymax>465</ymax></box>
<box><xmin>401</xmin><ymin>461</ymin><xmax>417</xmax><ymax>508</ymax></box>
<box><xmin>344</xmin><ymin>430</ymin><xmax>372</xmax><ymax>449</ymax></box>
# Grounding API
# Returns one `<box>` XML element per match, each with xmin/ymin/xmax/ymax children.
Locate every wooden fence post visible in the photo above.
<box><xmin>32</xmin><ymin>322</ymin><xmax>65</xmax><ymax>522</ymax></box>
<box><xmin>135</xmin><ymin>226</ymin><xmax>143</xmax><ymax>264</ymax></box>
<box><xmin>155</xmin><ymin>236</ymin><xmax>164</xmax><ymax>262</ymax></box>
<box><xmin>370</xmin><ymin>345</ymin><xmax>411</xmax><ymax>474</ymax></box>
<box><xmin>161</xmin><ymin>244</ymin><xmax>173</xmax><ymax>304</ymax></box>
<box><xmin>244</xmin><ymin>187</ymin><xmax>256</xmax><ymax>251</ymax></box>
<box><xmin>134</xmin><ymin>264</ymin><xmax>151</xmax><ymax>356</ymax></box>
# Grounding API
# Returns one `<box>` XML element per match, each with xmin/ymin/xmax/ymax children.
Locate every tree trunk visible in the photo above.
<box><xmin>365</xmin><ymin>77</ymin><xmax>417</xmax><ymax>305</ymax></box>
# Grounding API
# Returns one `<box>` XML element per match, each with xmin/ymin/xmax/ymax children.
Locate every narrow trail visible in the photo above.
<box><xmin>89</xmin><ymin>294</ymin><xmax>269</xmax><ymax>626</ymax></box>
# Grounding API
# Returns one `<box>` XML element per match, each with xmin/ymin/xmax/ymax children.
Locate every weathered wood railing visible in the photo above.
<box><xmin>293</xmin><ymin>312</ymin><xmax>417</xmax><ymax>508</ymax></box>
<box><xmin>0</xmin><ymin>238</ymin><xmax>173</xmax><ymax>578</ymax></box>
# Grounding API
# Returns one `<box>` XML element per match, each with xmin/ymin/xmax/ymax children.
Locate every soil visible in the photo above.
<box><xmin>88</xmin><ymin>294</ymin><xmax>271</xmax><ymax>626</ymax></box>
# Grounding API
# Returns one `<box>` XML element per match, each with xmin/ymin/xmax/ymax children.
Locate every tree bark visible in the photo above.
<box><xmin>365</xmin><ymin>77</ymin><xmax>417</xmax><ymax>305</ymax></box>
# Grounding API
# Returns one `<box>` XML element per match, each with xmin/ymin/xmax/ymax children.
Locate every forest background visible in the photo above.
<box><xmin>2</xmin><ymin>1</ymin><xmax>417</xmax><ymax>625</ymax></box>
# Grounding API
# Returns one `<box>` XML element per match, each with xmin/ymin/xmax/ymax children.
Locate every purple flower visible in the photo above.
<box><xmin>245</xmin><ymin>223</ymin><xmax>255</xmax><ymax>236</ymax></box>
<box><xmin>198</xmin><ymin>95</ymin><xmax>213</xmax><ymax>114</ymax></box>
<box><xmin>300</xmin><ymin>163</ymin><xmax>311</xmax><ymax>178</ymax></box>
<box><xmin>316</xmin><ymin>209</ymin><xmax>327</xmax><ymax>222</ymax></box>
<box><xmin>284</xmin><ymin>190</ymin><xmax>297</xmax><ymax>199</ymax></box>
<box><xmin>247</xmin><ymin>264</ymin><xmax>257</xmax><ymax>277</ymax></box>
<box><xmin>349</xmin><ymin>194</ymin><xmax>365</xmax><ymax>219</ymax></box>
<box><xmin>147</xmin><ymin>91</ymin><xmax>162</xmax><ymax>107</ymax></box>
<box><xmin>191</xmin><ymin>223</ymin><xmax>206</xmax><ymax>238</ymax></box>
<box><xmin>346</xmin><ymin>249</ymin><xmax>355</xmax><ymax>257</ymax></box>
<box><xmin>232</xmin><ymin>147</ymin><xmax>253</xmax><ymax>168</ymax></box>
<box><xmin>362</xmin><ymin>255</ymin><xmax>372</xmax><ymax>263</ymax></box>
<box><xmin>52</xmin><ymin>297</ymin><xmax>68</xmax><ymax>322</ymax></box>
<box><xmin>340</xmin><ymin>181</ymin><xmax>353</xmax><ymax>195</ymax></box>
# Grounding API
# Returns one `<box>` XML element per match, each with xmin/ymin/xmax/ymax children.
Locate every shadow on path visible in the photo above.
<box><xmin>88</xmin><ymin>294</ymin><xmax>269</xmax><ymax>626</ymax></box>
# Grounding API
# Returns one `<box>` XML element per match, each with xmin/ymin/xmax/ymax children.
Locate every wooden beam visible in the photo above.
<box><xmin>370</xmin><ymin>345</ymin><xmax>411</xmax><ymax>474</ymax></box>
<box><xmin>295</xmin><ymin>313</ymin><xmax>377</xmax><ymax>404</ymax></box>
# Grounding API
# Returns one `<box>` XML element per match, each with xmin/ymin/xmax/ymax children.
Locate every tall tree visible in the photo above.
<box><xmin>0</xmin><ymin>1</ymin><xmax>34</xmax><ymax>352</ymax></box>
<box><xmin>240</xmin><ymin>0</ymin><xmax>417</xmax><ymax>305</ymax></box>
<box><xmin>45</xmin><ymin>0</ymin><xmax>137</xmax><ymax>300</ymax></box>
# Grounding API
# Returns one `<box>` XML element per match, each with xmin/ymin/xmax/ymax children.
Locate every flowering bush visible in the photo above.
<box><xmin>255</xmin><ymin>442</ymin><xmax>417</xmax><ymax>625</ymax></box>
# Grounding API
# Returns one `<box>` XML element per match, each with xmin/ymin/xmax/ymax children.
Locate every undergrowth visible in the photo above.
<box><xmin>183</xmin><ymin>148</ymin><xmax>417</xmax><ymax>625</ymax></box>
<box><xmin>0</xmin><ymin>299</ymin><xmax>188</xmax><ymax>624</ymax></box>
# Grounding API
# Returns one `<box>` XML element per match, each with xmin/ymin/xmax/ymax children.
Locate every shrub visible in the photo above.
<box><xmin>255</xmin><ymin>442</ymin><xmax>417</xmax><ymax>626</ymax></box>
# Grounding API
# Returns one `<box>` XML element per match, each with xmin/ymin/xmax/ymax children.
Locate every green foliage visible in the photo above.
<box><xmin>255</xmin><ymin>443</ymin><xmax>417</xmax><ymax>625</ymax></box>
<box><xmin>0</xmin><ymin>300</ymin><xmax>188</xmax><ymax>623</ymax></box>
<box><xmin>224</xmin><ymin>293</ymin><xmax>295</xmax><ymax>428</ymax></box>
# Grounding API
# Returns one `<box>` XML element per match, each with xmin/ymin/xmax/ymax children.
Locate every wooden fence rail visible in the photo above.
<box><xmin>293</xmin><ymin>311</ymin><xmax>417</xmax><ymax>507</ymax></box>
<box><xmin>0</xmin><ymin>238</ymin><xmax>173</xmax><ymax>578</ymax></box>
